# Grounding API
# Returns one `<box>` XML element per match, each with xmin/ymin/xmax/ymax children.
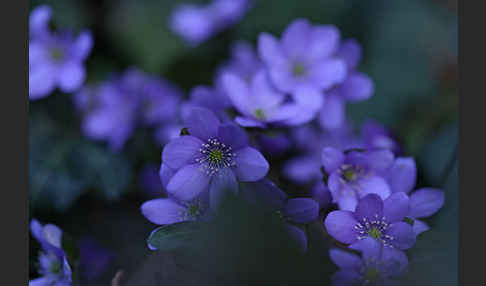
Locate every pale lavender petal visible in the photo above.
<box><xmin>141</xmin><ymin>199</ymin><xmax>186</xmax><ymax>225</ymax></box>
<box><xmin>29</xmin><ymin>277</ymin><xmax>50</xmax><ymax>286</ymax></box>
<box><xmin>355</xmin><ymin>194</ymin><xmax>384</xmax><ymax>221</ymax></box>
<box><xmin>308</xmin><ymin>25</ymin><xmax>340</xmax><ymax>60</ymax></box>
<box><xmin>73</xmin><ymin>30</ymin><xmax>93</xmax><ymax>60</ymax></box>
<box><xmin>220</xmin><ymin>72</ymin><xmax>251</xmax><ymax>115</ymax></box>
<box><xmin>274</xmin><ymin>104</ymin><xmax>318</xmax><ymax>126</ymax></box>
<box><xmin>337</xmin><ymin>192</ymin><xmax>359</xmax><ymax>212</ymax></box>
<box><xmin>159</xmin><ymin>163</ymin><xmax>176</xmax><ymax>189</ymax></box>
<box><xmin>250</xmin><ymin>70</ymin><xmax>285</xmax><ymax>110</ymax></box>
<box><xmin>58</xmin><ymin>62</ymin><xmax>85</xmax><ymax>92</ymax></box>
<box><xmin>329</xmin><ymin>248</ymin><xmax>361</xmax><ymax>270</ymax></box>
<box><xmin>233</xmin><ymin>147</ymin><xmax>269</xmax><ymax>182</ymax></box>
<box><xmin>162</xmin><ymin>136</ymin><xmax>203</xmax><ymax>170</ymax></box>
<box><xmin>336</xmin><ymin>39</ymin><xmax>362</xmax><ymax>70</ymax></box>
<box><xmin>387</xmin><ymin>157</ymin><xmax>417</xmax><ymax>194</ymax></box>
<box><xmin>324</xmin><ymin>210</ymin><xmax>358</xmax><ymax>244</ymax></box>
<box><xmin>29</xmin><ymin>63</ymin><xmax>57</xmax><ymax>100</ymax></box>
<box><xmin>234</xmin><ymin>116</ymin><xmax>266</xmax><ymax>128</ymax></box>
<box><xmin>293</xmin><ymin>86</ymin><xmax>324</xmax><ymax>110</ymax></box>
<box><xmin>209</xmin><ymin>168</ymin><xmax>238</xmax><ymax>209</ymax></box>
<box><xmin>167</xmin><ymin>164</ymin><xmax>211</xmax><ymax>201</ymax></box>
<box><xmin>322</xmin><ymin>147</ymin><xmax>345</xmax><ymax>173</ymax></box>
<box><xmin>409</xmin><ymin>188</ymin><xmax>445</xmax><ymax>218</ymax></box>
<box><xmin>282</xmin><ymin>155</ymin><xmax>321</xmax><ymax>184</ymax></box>
<box><xmin>284</xmin><ymin>198</ymin><xmax>319</xmax><ymax>224</ymax></box>
<box><xmin>340</xmin><ymin>72</ymin><xmax>374</xmax><ymax>102</ymax></box>
<box><xmin>363</xmin><ymin>149</ymin><xmax>395</xmax><ymax>172</ymax></box>
<box><xmin>217</xmin><ymin>123</ymin><xmax>249</xmax><ymax>150</ymax></box>
<box><xmin>184</xmin><ymin>107</ymin><xmax>221</xmax><ymax>141</ymax></box>
<box><xmin>383</xmin><ymin>192</ymin><xmax>409</xmax><ymax>223</ymax></box>
<box><xmin>309</xmin><ymin>59</ymin><xmax>347</xmax><ymax>90</ymax></box>
<box><xmin>281</xmin><ymin>19</ymin><xmax>311</xmax><ymax>58</ymax></box>
<box><xmin>258</xmin><ymin>33</ymin><xmax>287</xmax><ymax>67</ymax></box>
<box><xmin>29</xmin><ymin>5</ymin><xmax>51</xmax><ymax>38</ymax></box>
<box><xmin>412</xmin><ymin>219</ymin><xmax>430</xmax><ymax>236</ymax></box>
<box><xmin>349</xmin><ymin>237</ymin><xmax>382</xmax><ymax>260</ymax></box>
<box><xmin>319</xmin><ymin>94</ymin><xmax>345</xmax><ymax>130</ymax></box>
<box><xmin>42</xmin><ymin>224</ymin><xmax>63</xmax><ymax>248</ymax></box>
<box><xmin>358</xmin><ymin>176</ymin><xmax>391</xmax><ymax>200</ymax></box>
<box><xmin>386</xmin><ymin>222</ymin><xmax>416</xmax><ymax>250</ymax></box>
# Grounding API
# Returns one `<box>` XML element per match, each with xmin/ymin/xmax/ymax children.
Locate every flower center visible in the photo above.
<box><xmin>292</xmin><ymin>62</ymin><xmax>306</xmax><ymax>77</ymax></box>
<box><xmin>355</xmin><ymin>215</ymin><xmax>394</xmax><ymax>247</ymax></box>
<box><xmin>339</xmin><ymin>164</ymin><xmax>362</xmax><ymax>183</ymax></box>
<box><xmin>196</xmin><ymin>138</ymin><xmax>236</xmax><ymax>176</ymax></box>
<box><xmin>364</xmin><ymin>267</ymin><xmax>380</xmax><ymax>285</ymax></box>
<box><xmin>254</xmin><ymin>108</ymin><xmax>265</xmax><ymax>120</ymax></box>
<box><xmin>368</xmin><ymin>227</ymin><xmax>382</xmax><ymax>239</ymax></box>
<box><xmin>49</xmin><ymin>260</ymin><xmax>62</xmax><ymax>274</ymax></box>
<box><xmin>50</xmin><ymin>47</ymin><xmax>65</xmax><ymax>62</ymax></box>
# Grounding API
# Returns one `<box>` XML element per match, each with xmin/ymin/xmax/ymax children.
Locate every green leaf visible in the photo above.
<box><xmin>147</xmin><ymin>221</ymin><xmax>202</xmax><ymax>251</ymax></box>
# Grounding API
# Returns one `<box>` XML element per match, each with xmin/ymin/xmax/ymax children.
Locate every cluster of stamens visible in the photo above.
<box><xmin>195</xmin><ymin>138</ymin><xmax>237</xmax><ymax>176</ymax></box>
<box><xmin>354</xmin><ymin>214</ymin><xmax>394</xmax><ymax>247</ymax></box>
<box><xmin>338</xmin><ymin>164</ymin><xmax>364</xmax><ymax>183</ymax></box>
<box><xmin>180</xmin><ymin>200</ymin><xmax>204</xmax><ymax>221</ymax></box>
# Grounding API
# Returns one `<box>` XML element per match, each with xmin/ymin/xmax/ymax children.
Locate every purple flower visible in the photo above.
<box><xmin>384</xmin><ymin>157</ymin><xmax>445</xmax><ymax>236</ymax></box>
<box><xmin>170</xmin><ymin>0</ymin><xmax>250</xmax><ymax>46</ymax></box>
<box><xmin>161</xmin><ymin>107</ymin><xmax>269</xmax><ymax>204</ymax></box>
<box><xmin>322</xmin><ymin>147</ymin><xmax>394</xmax><ymax>211</ymax></box>
<box><xmin>74</xmin><ymin>77</ymin><xmax>139</xmax><ymax>151</ymax></box>
<box><xmin>324</xmin><ymin>193</ymin><xmax>416</xmax><ymax>250</ymax></box>
<box><xmin>283</xmin><ymin>123</ymin><xmax>363</xmax><ymax>185</ymax></box>
<box><xmin>318</xmin><ymin>39</ymin><xmax>374</xmax><ymax>130</ymax></box>
<box><xmin>142</xmin><ymin>195</ymin><xmax>209</xmax><ymax>226</ymax></box>
<box><xmin>361</xmin><ymin>120</ymin><xmax>401</xmax><ymax>155</ymax></box>
<box><xmin>330</xmin><ymin>237</ymin><xmax>408</xmax><ymax>286</ymax></box>
<box><xmin>258</xmin><ymin>18</ymin><xmax>347</xmax><ymax>110</ymax></box>
<box><xmin>407</xmin><ymin>188</ymin><xmax>445</xmax><ymax>236</ymax></box>
<box><xmin>216</xmin><ymin>40</ymin><xmax>263</xmax><ymax>83</ymax></box>
<box><xmin>181</xmin><ymin>85</ymin><xmax>232</xmax><ymax>120</ymax></box>
<box><xmin>29</xmin><ymin>219</ymin><xmax>72</xmax><ymax>286</ymax></box>
<box><xmin>74</xmin><ymin>68</ymin><xmax>183</xmax><ymax>151</ymax></box>
<box><xmin>29</xmin><ymin>5</ymin><xmax>93</xmax><ymax>100</ymax></box>
<box><xmin>311</xmin><ymin>182</ymin><xmax>332</xmax><ymax>210</ymax></box>
<box><xmin>255</xmin><ymin>132</ymin><xmax>293</xmax><ymax>157</ymax></box>
<box><xmin>241</xmin><ymin>179</ymin><xmax>319</xmax><ymax>251</ymax></box>
<box><xmin>79</xmin><ymin>238</ymin><xmax>114</xmax><ymax>282</ymax></box>
<box><xmin>221</xmin><ymin>70</ymin><xmax>316</xmax><ymax>127</ymax></box>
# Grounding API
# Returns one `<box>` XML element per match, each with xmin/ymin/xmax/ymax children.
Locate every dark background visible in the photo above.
<box><xmin>28</xmin><ymin>0</ymin><xmax>458</xmax><ymax>285</ymax></box>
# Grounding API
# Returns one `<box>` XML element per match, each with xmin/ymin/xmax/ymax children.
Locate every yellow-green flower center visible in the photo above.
<box><xmin>50</xmin><ymin>47</ymin><xmax>65</xmax><ymax>62</ymax></box>
<box><xmin>364</xmin><ymin>267</ymin><xmax>380</xmax><ymax>285</ymax></box>
<box><xmin>343</xmin><ymin>169</ymin><xmax>358</xmax><ymax>182</ymax></box>
<box><xmin>209</xmin><ymin>149</ymin><xmax>224</xmax><ymax>164</ymax></box>
<box><xmin>368</xmin><ymin>227</ymin><xmax>382</xmax><ymax>239</ymax></box>
<box><xmin>254</xmin><ymin>108</ymin><xmax>265</xmax><ymax>120</ymax></box>
<box><xmin>292</xmin><ymin>63</ymin><xmax>306</xmax><ymax>77</ymax></box>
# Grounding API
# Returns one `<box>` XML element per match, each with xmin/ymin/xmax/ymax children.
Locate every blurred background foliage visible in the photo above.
<box><xmin>29</xmin><ymin>0</ymin><xmax>457</xmax><ymax>285</ymax></box>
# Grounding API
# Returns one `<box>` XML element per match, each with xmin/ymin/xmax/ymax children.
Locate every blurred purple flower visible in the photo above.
<box><xmin>361</xmin><ymin>120</ymin><xmax>401</xmax><ymax>155</ymax></box>
<box><xmin>162</xmin><ymin>107</ymin><xmax>269</xmax><ymax>206</ymax></box>
<box><xmin>29</xmin><ymin>5</ymin><xmax>93</xmax><ymax>100</ymax></box>
<box><xmin>29</xmin><ymin>219</ymin><xmax>72</xmax><ymax>286</ymax></box>
<box><xmin>74</xmin><ymin>68</ymin><xmax>183</xmax><ymax>151</ymax></box>
<box><xmin>318</xmin><ymin>39</ymin><xmax>374</xmax><ymax>130</ymax></box>
<box><xmin>258</xmin><ymin>18</ymin><xmax>347</xmax><ymax>110</ymax></box>
<box><xmin>216</xmin><ymin>40</ymin><xmax>263</xmax><ymax>83</ymax></box>
<box><xmin>322</xmin><ymin>147</ymin><xmax>394</xmax><ymax>211</ymax></box>
<box><xmin>325</xmin><ymin>193</ymin><xmax>416</xmax><ymax>250</ymax></box>
<box><xmin>330</xmin><ymin>237</ymin><xmax>408</xmax><ymax>286</ymax></box>
<box><xmin>181</xmin><ymin>85</ymin><xmax>232</xmax><ymax>121</ymax></box>
<box><xmin>283</xmin><ymin>124</ymin><xmax>362</xmax><ymax>185</ymax></box>
<box><xmin>170</xmin><ymin>0</ymin><xmax>251</xmax><ymax>46</ymax></box>
<box><xmin>241</xmin><ymin>179</ymin><xmax>319</xmax><ymax>251</ymax></box>
<box><xmin>79</xmin><ymin>238</ymin><xmax>114</xmax><ymax>282</ymax></box>
<box><xmin>221</xmin><ymin>70</ymin><xmax>316</xmax><ymax>127</ymax></box>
